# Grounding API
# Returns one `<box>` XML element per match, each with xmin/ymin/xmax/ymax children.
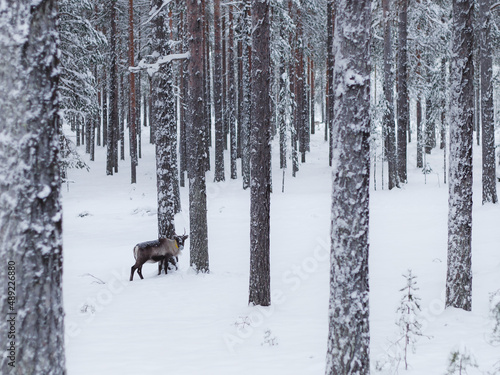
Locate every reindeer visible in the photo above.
<box><xmin>130</xmin><ymin>233</ymin><xmax>188</xmax><ymax>281</ymax></box>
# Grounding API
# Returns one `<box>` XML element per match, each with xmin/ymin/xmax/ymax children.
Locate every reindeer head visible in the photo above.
<box><xmin>173</xmin><ymin>231</ymin><xmax>189</xmax><ymax>251</ymax></box>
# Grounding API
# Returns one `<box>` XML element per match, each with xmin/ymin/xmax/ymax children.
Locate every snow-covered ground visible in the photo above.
<box><xmin>63</xmin><ymin>124</ymin><xmax>500</xmax><ymax>374</ymax></box>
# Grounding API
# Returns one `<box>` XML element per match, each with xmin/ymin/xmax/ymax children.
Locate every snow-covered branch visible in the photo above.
<box><xmin>129</xmin><ymin>52</ymin><xmax>190</xmax><ymax>76</ymax></box>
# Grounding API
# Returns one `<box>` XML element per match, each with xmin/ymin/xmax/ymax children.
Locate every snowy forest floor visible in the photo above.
<box><xmin>62</xmin><ymin>124</ymin><xmax>500</xmax><ymax>375</ymax></box>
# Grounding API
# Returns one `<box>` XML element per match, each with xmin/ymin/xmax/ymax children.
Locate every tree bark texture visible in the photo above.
<box><xmin>383</xmin><ymin>0</ymin><xmax>398</xmax><ymax>190</ymax></box>
<box><xmin>326</xmin><ymin>1</ymin><xmax>371</xmax><ymax>374</ymax></box>
<box><xmin>249</xmin><ymin>0</ymin><xmax>271</xmax><ymax>307</ymax></box>
<box><xmin>187</xmin><ymin>0</ymin><xmax>209</xmax><ymax>273</ymax></box>
<box><xmin>0</xmin><ymin>0</ymin><xmax>66</xmax><ymax>373</ymax></box>
<box><xmin>152</xmin><ymin>0</ymin><xmax>178</xmax><ymax>239</ymax></box>
<box><xmin>397</xmin><ymin>0</ymin><xmax>409</xmax><ymax>183</ymax></box>
<box><xmin>446</xmin><ymin>0</ymin><xmax>474</xmax><ymax>312</ymax></box>
<box><xmin>479</xmin><ymin>0</ymin><xmax>498</xmax><ymax>204</ymax></box>
<box><xmin>214</xmin><ymin>0</ymin><xmax>225</xmax><ymax>182</ymax></box>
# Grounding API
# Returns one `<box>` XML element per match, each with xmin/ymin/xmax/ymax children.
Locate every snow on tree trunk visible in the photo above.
<box><xmin>107</xmin><ymin>0</ymin><xmax>119</xmax><ymax>176</ymax></box>
<box><xmin>241</xmin><ymin>0</ymin><xmax>252</xmax><ymax>190</ymax></box>
<box><xmin>186</xmin><ymin>0</ymin><xmax>209</xmax><ymax>273</ymax></box>
<box><xmin>325</xmin><ymin>1</ymin><xmax>371</xmax><ymax>374</ymax></box>
<box><xmin>129</xmin><ymin>0</ymin><xmax>137</xmax><ymax>184</ymax></box>
<box><xmin>383</xmin><ymin>0</ymin><xmax>398</xmax><ymax>190</ymax></box>
<box><xmin>326</xmin><ymin>0</ymin><xmax>335</xmax><ymax>166</ymax></box>
<box><xmin>151</xmin><ymin>0</ymin><xmax>178</xmax><ymax>239</ymax></box>
<box><xmin>229</xmin><ymin>5</ymin><xmax>238</xmax><ymax>180</ymax></box>
<box><xmin>479</xmin><ymin>0</ymin><xmax>498</xmax><ymax>204</ymax></box>
<box><xmin>0</xmin><ymin>0</ymin><xmax>66</xmax><ymax>373</ymax></box>
<box><xmin>249</xmin><ymin>0</ymin><xmax>271</xmax><ymax>307</ymax></box>
<box><xmin>397</xmin><ymin>0</ymin><xmax>409</xmax><ymax>183</ymax></box>
<box><xmin>446</xmin><ymin>0</ymin><xmax>474</xmax><ymax>312</ymax></box>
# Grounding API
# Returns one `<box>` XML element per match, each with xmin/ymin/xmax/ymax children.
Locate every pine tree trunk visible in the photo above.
<box><xmin>228</xmin><ymin>5</ymin><xmax>238</xmax><ymax>180</ymax></box>
<box><xmin>249</xmin><ymin>0</ymin><xmax>271</xmax><ymax>307</ymax></box>
<box><xmin>383</xmin><ymin>0</ymin><xmax>398</xmax><ymax>190</ymax></box>
<box><xmin>326</xmin><ymin>0</ymin><xmax>335</xmax><ymax>166</ymax></box>
<box><xmin>214</xmin><ymin>0</ymin><xmax>225</xmax><ymax>182</ymax></box>
<box><xmin>0</xmin><ymin>0</ymin><xmax>66</xmax><ymax>373</ymax></box>
<box><xmin>187</xmin><ymin>0</ymin><xmax>209</xmax><ymax>273</ymax></box>
<box><xmin>417</xmin><ymin>98</ymin><xmax>423</xmax><ymax>168</ymax></box>
<box><xmin>107</xmin><ymin>0</ymin><xmax>118</xmax><ymax>176</ymax></box>
<box><xmin>397</xmin><ymin>0</ymin><xmax>409</xmax><ymax>183</ymax></box>
<box><xmin>152</xmin><ymin>0</ymin><xmax>178</xmax><ymax>239</ymax></box>
<box><xmin>446</xmin><ymin>0</ymin><xmax>474</xmax><ymax>311</ymax></box>
<box><xmin>241</xmin><ymin>0</ymin><xmax>252</xmax><ymax>190</ymax></box>
<box><xmin>479</xmin><ymin>0</ymin><xmax>498</xmax><ymax>204</ymax></box>
<box><xmin>326</xmin><ymin>0</ymin><xmax>371</xmax><ymax>374</ymax></box>
<box><xmin>129</xmin><ymin>0</ymin><xmax>137</xmax><ymax>183</ymax></box>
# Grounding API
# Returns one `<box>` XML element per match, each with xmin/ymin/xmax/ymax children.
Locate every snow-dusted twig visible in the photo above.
<box><xmin>129</xmin><ymin>52</ymin><xmax>190</xmax><ymax>76</ymax></box>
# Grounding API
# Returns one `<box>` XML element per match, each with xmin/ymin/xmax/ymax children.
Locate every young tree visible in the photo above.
<box><xmin>0</xmin><ymin>0</ymin><xmax>66</xmax><ymax>373</ymax></box>
<box><xmin>186</xmin><ymin>0</ymin><xmax>209</xmax><ymax>272</ymax></box>
<box><xmin>397</xmin><ymin>0</ymin><xmax>409</xmax><ymax>183</ymax></box>
<box><xmin>249</xmin><ymin>0</ymin><xmax>271</xmax><ymax>307</ymax></box>
<box><xmin>446</xmin><ymin>0</ymin><xmax>474</xmax><ymax>311</ymax></box>
<box><xmin>325</xmin><ymin>1</ymin><xmax>371</xmax><ymax>374</ymax></box>
<box><xmin>479</xmin><ymin>0</ymin><xmax>498</xmax><ymax>204</ymax></box>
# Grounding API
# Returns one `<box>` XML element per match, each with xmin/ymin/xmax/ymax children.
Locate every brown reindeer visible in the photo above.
<box><xmin>130</xmin><ymin>234</ymin><xmax>188</xmax><ymax>281</ymax></box>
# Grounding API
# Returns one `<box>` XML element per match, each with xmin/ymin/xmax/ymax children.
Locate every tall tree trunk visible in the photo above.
<box><xmin>229</xmin><ymin>5</ymin><xmax>238</xmax><ymax>179</ymax></box>
<box><xmin>107</xmin><ymin>0</ymin><xmax>118</xmax><ymax>176</ymax></box>
<box><xmin>326</xmin><ymin>0</ymin><xmax>335</xmax><ymax>166</ymax></box>
<box><xmin>187</xmin><ymin>0</ymin><xmax>209</xmax><ymax>273</ymax></box>
<box><xmin>152</xmin><ymin>0</ymin><xmax>179</xmax><ymax>239</ymax></box>
<box><xmin>178</xmin><ymin>2</ymin><xmax>188</xmax><ymax>188</ymax></box>
<box><xmin>383</xmin><ymin>0</ymin><xmax>398</xmax><ymax>190</ymax></box>
<box><xmin>417</xmin><ymin>98</ymin><xmax>423</xmax><ymax>168</ymax></box>
<box><xmin>103</xmin><ymin>70</ymin><xmax>108</xmax><ymax>146</ymax></box>
<box><xmin>214</xmin><ymin>0</ymin><xmax>225</xmax><ymax>182</ymax></box>
<box><xmin>310</xmin><ymin>58</ymin><xmax>315</xmax><ymax>135</ymax></box>
<box><xmin>446</xmin><ymin>0</ymin><xmax>474</xmax><ymax>312</ymax></box>
<box><xmin>397</xmin><ymin>0</ymin><xmax>409</xmax><ymax>183</ymax></box>
<box><xmin>0</xmin><ymin>0</ymin><xmax>66</xmax><ymax>373</ymax></box>
<box><xmin>241</xmin><ymin>0</ymin><xmax>252</xmax><ymax>190</ymax></box>
<box><xmin>325</xmin><ymin>1</ymin><xmax>371</xmax><ymax>373</ymax></box>
<box><xmin>249</xmin><ymin>0</ymin><xmax>271</xmax><ymax>307</ymax></box>
<box><xmin>129</xmin><ymin>0</ymin><xmax>138</xmax><ymax>183</ymax></box>
<box><xmin>479</xmin><ymin>0</ymin><xmax>498</xmax><ymax>204</ymax></box>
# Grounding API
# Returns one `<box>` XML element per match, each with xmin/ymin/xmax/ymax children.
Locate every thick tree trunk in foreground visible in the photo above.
<box><xmin>446</xmin><ymin>0</ymin><xmax>474</xmax><ymax>312</ymax></box>
<box><xmin>0</xmin><ymin>1</ymin><xmax>66</xmax><ymax>373</ymax></box>
<box><xmin>187</xmin><ymin>0</ymin><xmax>209</xmax><ymax>272</ymax></box>
<box><xmin>326</xmin><ymin>1</ymin><xmax>371</xmax><ymax>374</ymax></box>
<box><xmin>151</xmin><ymin>0</ymin><xmax>177</xmax><ymax>239</ymax></box>
<box><xmin>249</xmin><ymin>0</ymin><xmax>271</xmax><ymax>307</ymax></box>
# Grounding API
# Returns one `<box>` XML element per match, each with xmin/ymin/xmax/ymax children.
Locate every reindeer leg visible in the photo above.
<box><xmin>130</xmin><ymin>265</ymin><xmax>136</xmax><ymax>281</ymax></box>
<box><xmin>137</xmin><ymin>265</ymin><xmax>144</xmax><ymax>280</ymax></box>
<box><xmin>158</xmin><ymin>259</ymin><xmax>163</xmax><ymax>275</ymax></box>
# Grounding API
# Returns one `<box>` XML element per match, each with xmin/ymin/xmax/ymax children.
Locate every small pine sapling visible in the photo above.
<box><xmin>396</xmin><ymin>269</ymin><xmax>425</xmax><ymax>370</ymax></box>
<box><xmin>446</xmin><ymin>344</ymin><xmax>478</xmax><ymax>375</ymax></box>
